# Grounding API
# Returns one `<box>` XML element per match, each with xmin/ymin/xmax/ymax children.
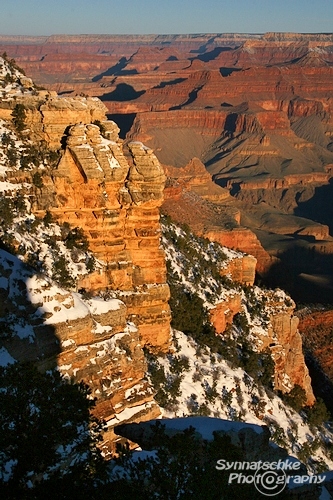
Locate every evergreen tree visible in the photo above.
<box><xmin>11</xmin><ymin>104</ymin><xmax>26</xmax><ymax>133</ymax></box>
<box><xmin>0</xmin><ymin>363</ymin><xmax>106</xmax><ymax>499</ymax></box>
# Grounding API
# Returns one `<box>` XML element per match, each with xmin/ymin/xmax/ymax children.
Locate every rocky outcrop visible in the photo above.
<box><xmin>0</xmin><ymin>92</ymin><xmax>108</xmax><ymax>148</ymax></box>
<box><xmin>209</xmin><ymin>293</ymin><xmax>242</xmax><ymax>333</ymax></box>
<box><xmin>259</xmin><ymin>291</ymin><xmax>315</xmax><ymax>405</ymax></box>
<box><xmin>165</xmin><ymin>158</ymin><xmax>230</xmax><ymax>204</ymax></box>
<box><xmin>220</xmin><ymin>252</ymin><xmax>257</xmax><ymax>285</ymax></box>
<box><xmin>204</xmin><ymin>228</ymin><xmax>275</xmax><ymax>277</ymax></box>
<box><xmin>0</xmin><ymin>95</ymin><xmax>173</xmax><ymax>450</ymax></box>
<box><xmin>33</xmin><ymin>120</ymin><xmax>171</xmax><ymax>352</ymax></box>
<box><xmin>209</xmin><ymin>286</ymin><xmax>315</xmax><ymax>405</ymax></box>
<box><xmin>161</xmin><ymin>156</ymin><xmax>274</xmax><ymax>280</ymax></box>
<box><xmin>0</xmin><ymin>249</ymin><xmax>161</xmax><ymax>454</ymax></box>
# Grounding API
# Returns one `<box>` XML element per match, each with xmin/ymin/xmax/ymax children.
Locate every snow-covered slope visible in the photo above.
<box><xmin>0</xmin><ymin>54</ymin><xmax>35</xmax><ymax>100</ymax></box>
<box><xmin>147</xmin><ymin>329</ymin><xmax>333</xmax><ymax>472</ymax></box>
<box><xmin>153</xmin><ymin>218</ymin><xmax>333</xmax><ymax>472</ymax></box>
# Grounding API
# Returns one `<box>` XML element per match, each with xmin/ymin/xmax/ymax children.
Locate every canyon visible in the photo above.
<box><xmin>0</xmin><ymin>72</ymin><xmax>315</xmax><ymax>450</ymax></box>
<box><xmin>1</xmin><ymin>32</ymin><xmax>333</xmax><ymax>301</ymax></box>
<box><xmin>0</xmin><ymin>39</ymin><xmax>332</xmax><ymax>468</ymax></box>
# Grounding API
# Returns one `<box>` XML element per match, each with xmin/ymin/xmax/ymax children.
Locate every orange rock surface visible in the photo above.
<box><xmin>33</xmin><ymin>120</ymin><xmax>171</xmax><ymax>352</ymax></box>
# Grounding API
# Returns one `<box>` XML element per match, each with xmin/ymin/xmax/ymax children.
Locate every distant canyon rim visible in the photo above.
<box><xmin>1</xmin><ymin>32</ymin><xmax>333</xmax><ymax>303</ymax></box>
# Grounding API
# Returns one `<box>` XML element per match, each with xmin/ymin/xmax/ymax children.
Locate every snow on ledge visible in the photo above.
<box><xmin>83</xmin><ymin>296</ymin><xmax>124</xmax><ymax>315</ymax></box>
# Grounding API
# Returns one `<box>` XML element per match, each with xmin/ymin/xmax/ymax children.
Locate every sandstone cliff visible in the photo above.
<box><xmin>208</xmin><ymin>288</ymin><xmax>315</xmax><ymax>405</ymax></box>
<box><xmin>30</xmin><ymin>119</ymin><xmax>171</xmax><ymax>351</ymax></box>
<box><xmin>162</xmin><ymin>219</ymin><xmax>315</xmax><ymax>405</ymax></box>
<box><xmin>260</xmin><ymin>291</ymin><xmax>315</xmax><ymax>404</ymax></box>
<box><xmin>3</xmin><ymin>34</ymin><xmax>333</xmax><ymax>293</ymax></box>
<box><xmin>0</xmin><ymin>86</ymin><xmax>171</xmax><ymax>452</ymax></box>
<box><xmin>0</xmin><ymin>51</ymin><xmax>330</xmax><ymax>473</ymax></box>
<box><xmin>161</xmin><ymin>158</ymin><xmax>271</xmax><ymax>281</ymax></box>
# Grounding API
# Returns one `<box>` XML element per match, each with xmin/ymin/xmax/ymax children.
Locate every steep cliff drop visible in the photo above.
<box><xmin>33</xmin><ymin>118</ymin><xmax>171</xmax><ymax>452</ymax></box>
<box><xmin>0</xmin><ymin>83</ymin><xmax>172</xmax><ymax>452</ymax></box>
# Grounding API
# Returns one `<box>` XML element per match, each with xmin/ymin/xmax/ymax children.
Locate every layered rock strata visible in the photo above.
<box><xmin>0</xmin><ymin>249</ymin><xmax>161</xmax><ymax>454</ymax></box>
<box><xmin>209</xmin><ymin>289</ymin><xmax>315</xmax><ymax>405</ymax></box>
<box><xmin>0</xmin><ymin>92</ymin><xmax>108</xmax><ymax>148</ymax></box>
<box><xmin>33</xmin><ymin>120</ymin><xmax>171</xmax><ymax>352</ymax></box>
<box><xmin>261</xmin><ymin>292</ymin><xmax>315</xmax><ymax>405</ymax></box>
<box><xmin>204</xmin><ymin>228</ymin><xmax>276</xmax><ymax>277</ymax></box>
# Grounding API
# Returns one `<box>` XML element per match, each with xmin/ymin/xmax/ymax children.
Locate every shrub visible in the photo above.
<box><xmin>86</xmin><ymin>255</ymin><xmax>96</xmax><ymax>273</ymax></box>
<box><xmin>1</xmin><ymin>132</ymin><xmax>14</xmax><ymax>148</ymax></box>
<box><xmin>52</xmin><ymin>256</ymin><xmax>75</xmax><ymax>289</ymax></box>
<box><xmin>169</xmin><ymin>355</ymin><xmax>190</xmax><ymax>374</ymax></box>
<box><xmin>269</xmin><ymin>424</ymin><xmax>287</xmax><ymax>448</ymax></box>
<box><xmin>11</xmin><ymin>103</ymin><xmax>26</xmax><ymax>133</ymax></box>
<box><xmin>169</xmin><ymin>283</ymin><xmax>207</xmax><ymax>337</ymax></box>
<box><xmin>186</xmin><ymin>394</ymin><xmax>200</xmax><ymax>414</ymax></box>
<box><xmin>32</xmin><ymin>171</ymin><xmax>44</xmax><ymax>188</ymax></box>
<box><xmin>233</xmin><ymin>312</ymin><xmax>250</xmax><ymax>334</ymax></box>
<box><xmin>221</xmin><ymin>386</ymin><xmax>233</xmax><ymax>406</ymax></box>
<box><xmin>110</xmin><ymin>424</ymin><xmax>262</xmax><ymax>499</ymax></box>
<box><xmin>13</xmin><ymin>194</ymin><xmax>26</xmax><ymax>215</ymax></box>
<box><xmin>203</xmin><ymin>380</ymin><xmax>218</xmax><ymax>404</ymax></box>
<box><xmin>0</xmin><ymin>196</ymin><xmax>14</xmax><ymax>228</ymax></box>
<box><xmin>197</xmin><ymin>403</ymin><xmax>211</xmax><ymax>416</ymax></box>
<box><xmin>303</xmin><ymin>398</ymin><xmax>330</xmax><ymax>428</ymax></box>
<box><xmin>0</xmin><ymin>362</ymin><xmax>106</xmax><ymax>497</ymax></box>
<box><xmin>65</xmin><ymin>227</ymin><xmax>89</xmax><ymax>251</ymax></box>
<box><xmin>6</xmin><ymin>147</ymin><xmax>18</xmax><ymax>167</ymax></box>
<box><xmin>281</xmin><ymin>385</ymin><xmax>307</xmax><ymax>413</ymax></box>
<box><xmin>43</xmin><ymin>210</ymin><xmax>53</xmax><ymax>227</ymax></box>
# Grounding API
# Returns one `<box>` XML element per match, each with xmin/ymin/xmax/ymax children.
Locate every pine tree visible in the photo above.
<box><xmin>0</xmin><ymin>362</ymin><xmax>106</xmax><ymax>498</ymax></box>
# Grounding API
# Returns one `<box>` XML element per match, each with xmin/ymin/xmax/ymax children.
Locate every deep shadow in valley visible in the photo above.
<box><xmin>294</xmin><ymin>179</ymin><xmax>333</xmax><ymax>236</ymax></box>
<box><xmin>108</xmin><ymin>113</ymin><xmax>136</xmax><ymax>139</ymax></box>
<box><xmin>305</xmin><ymin>352</ymin><xmax>333</xmax><ymax>416</ymax></box>
<box><xmin>100</xmin><ymin>83</ymin><xmax>145</xmax><ymax>102</ymax></box>
<box><xmin>153</xmin><ymin>78</ymin><xmax>186</xmax><ymax>89</ymax></box>
<box><xmin>259</xmin><ymin>244</ymin><xmax>333</xmax><ymax>304</ymax></box>
<box><xmin>191</xmin><ymin>46</ymin><xmax>232</xmax><ymax>62</ymax></box>
<box><xmin>92</xmin><ymin>57</ymin><xmax>136</xmax><ymax>81</ymax></box>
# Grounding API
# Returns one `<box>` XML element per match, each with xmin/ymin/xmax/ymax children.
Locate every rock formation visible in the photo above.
<box><xmin>30</xmin><ymin>118</ymin><xmax>171</xmax><ymax>351</ymax></box>
<box><xmin>208</xmin><ymin>288</ymin><xmax>315</xmax><ymax>404</ymax></box>
<box><xmin>0</xmin><ymin>49</ymin><xmax>324</xmax><ymax>458</ymax></box>
<box><xmin>0</xmin><ymin>248</ymin><xmax>161</xmax><ymax>454</ymax></box>
<box><xmin>0</xmin><ymin>89</ymin><xmax>171</xmax><ymax>452</ymax></box>
<box><xmin>204</xmin><ymin>228</ymin><xmax>274</xmax><ymax>277</ymax></box>
<box><xmin>260</xmin><ymin>292</ymin><xmax>315</xmax><ymax>404</ymax></box>
<box><xmin>162</xmin><ymin>158</ymin><xmax>273</xmax><ymax>279</ymax></box>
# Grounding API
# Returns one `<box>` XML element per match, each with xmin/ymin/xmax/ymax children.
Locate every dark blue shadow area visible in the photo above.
<box><xmin>100</xmin><ymin>83</ymin><xmax>145</xmax><ymax>102</ymax></box>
